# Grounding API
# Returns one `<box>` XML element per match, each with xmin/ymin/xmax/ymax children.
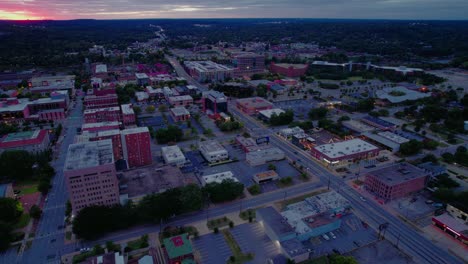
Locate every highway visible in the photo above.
<box><xmin>228</xmin><ymin>105</ymin><xmax>463</xmax><ymax>264</ymax></box>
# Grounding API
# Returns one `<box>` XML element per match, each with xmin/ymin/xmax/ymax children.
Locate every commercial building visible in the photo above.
<box><xmin>253</xmin><ymin>170</ymin><xmax>279</xmax><ymax>184</ymax></box>
<box><xmin>235</xmin><ymin>136</ymin><xmax>261</xmax><ymax>152</ymax></box>
<box><xmin>83</xmin><ymin>94</ymin><xmax>119</xmax><ymax>109</ymax></box>
<box><xmin>201</xmin><ymin>90</ymin><xmax>228</xmax><ymax>118</ymax></box>
<box><xmin>232</xmin><ymin>52</ymin><xmax>265</xmax><ymax>77</ymax></box>
<box><xmin>361</xmin><ymin>116</ymin><xmax>397</xmax><ymax>131</ymax></box>
<box><xmin>84</xmin><ymin>107</ymin><xmax>121</xmax><ymax>123</ymax></box>
<box><xmin>29</xmin><ymin>75</ymin><xmax>75</xmax><ymax>96</ymax></box>
<box><xmin>121</xmin><ymin>127</ymin><xmax>152</xmax><ymax>168</ymax></box>
<box><xmin>246</xmin><ymin>147</ymin><xmax>285</xmax><ymax>166</ymax></box>
<box><xmin>292</xmin><ymin>133</ymin><xmax>315</xmax><ymax>150</ymax></box>
<box><xmin>270</xmin><ymin>63</ymin><xmax>308</xmax><ymax>77</ymax></box>
<box><xmin>341</xmin><ymin>120</ymin><xmax>375</xmax><ymax>135</ymax></box>
<box><xmin>135</xmin><ymin>91</ymin><xmax>149</xmax><ymax>102</ymax></box>
<box><xmin>258</xmin><ymin>108</ymin><xmax>285</xmax><ymax>122</ymax></box>
<box><xmin>184</xmin><ymin>61</ymin><xmax>234</xmax><ymax>82</ymax></box>
<box><xmin>364</xmin><ymin>163</ymin><xmax>428</xmax><ymax>201</ymax></box>
<box><xmin>432</xmin><ymin>213</ymin><xmax>468</xmax><ymax>245</ymax></box>
<box><xmin>64</xmin><ymin>140</ymin><xmax>119</xmax><ymax>213</ymax></box>
<box><xmin>120</xmin><ymin>104</ymin><xmax>136</xmax><ymax>127</ymax></box>
<box><xmin>278</xmin><ymin>126</ymin><xmax>304</xmax><ymax>139</ymax></box>
<box><xmin>82</xmin><ymin>121</ymin><xmax>121</xmax><ymax>133</ymax></box>
<box><xmin>311</xmin><ymin>138</ymin><xmax>380</xmax><ymax>165</ymax></box>
<box><xmin>162</xmin><ymin>234</ymin><xmax>194</xmax><ymax>264</ymax></box>
<box><xmin>362</xmin><ymin>131</ymin><xmax>409</xmax><ymax>152</ymax></box>
<box><xmin>161</xmin><ymin>145</ymin><xmax>186</xmax><ymax>166</ymax></box>
<box><xmin>135</xmin><ymin>73</ymin><xmax>150</xmax><ymax>86</ymax></box>
<box><xmin>202</xmin><ymin>171</ymin><xmax>238</xmax><ymax>186</ymax></box>
<box><xmin>92</xmin><ymin>130</ymin><xmax>124</xmax><ymax>162</ymax></box>
<box><xmin>0</xmin><ymin>96</ymin><xmax>67</xmax><ymax>123</ymax></box>
<box><xmin>417</xmin><ymin>162</ymin><xmax>447</xmax><ymax>179</ymax></box>
<box><xmin>199</xmin><ymin>140</ymin><xmax>229</xmax><ymax>163</ymax></box>
<box><xmin>168</xmin><ymin>95</ymin><xmax>193</xmax><ymax>107</ymax></box>
<box><xmin>236</xmin><ymin>97</ymin><xmax>273</xmax><ymax>115</ymax></box>
<box><xmin>375</xmin><ymin>86</ymin><xmax>431</xmax><ymax>104</ymax></box>
<box><xmin>170</xmin><ymin>107</ymin><xmax>191</xmax><ymax>122</ymax></box>
<box><xmin>0</xmin><ymin>130</ymin><xmax>49</xmax><ymax>154</ymax></box>
<box><xmin>82</xmin><ymin>252</ymin><xmax>124</xmax><ymax>264</ymax></box>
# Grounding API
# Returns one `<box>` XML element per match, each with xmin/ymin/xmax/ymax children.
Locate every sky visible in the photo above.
<box><xmin>0</xmin><ymin>0</ymin><xmax>467</xmax><ymax>20</ymax></box>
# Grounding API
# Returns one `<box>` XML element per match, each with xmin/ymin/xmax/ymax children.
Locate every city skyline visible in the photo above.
<box><xmin>1</xmin><ymin>0</ymin><xmax>468</xmax><ymax>20</ymax></box>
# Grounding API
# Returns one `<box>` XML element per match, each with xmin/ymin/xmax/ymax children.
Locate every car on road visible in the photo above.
<box><xmin>329</xmin><ymin>232</ymin><xmax>336</xmax><ymax>239</ymax></box>
<box><xmin>322</xmin><ymin>234</ymin><xmax>330</xmax><ymax>240</ymax></box>
<box><xmin>360</xmin><ymin>196</ymin><xmax>367</xmax><ymax>202</ymax></box>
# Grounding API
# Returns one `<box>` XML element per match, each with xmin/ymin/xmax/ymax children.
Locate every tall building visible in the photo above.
<box><xmin>184</xmin><ymin>61</ymin><xmax>234</xmax><ymax>82</ymax></box>
<box><xmin>201</xmin><ymin>90</ymin><xmax>227</xmax><ymax>118</ymax></box>
<box><xmin>232</xmin><ymin>52</ymin><xmax>265</xmax><ymax>77</ymax></box>
<box><xmin>64</xmin><ymin>140</ymin><xmax>119</xmax><ymax>213</ymax></box>
<box><xmin>121</xmin><ymin>127</ymin><xmax>152</xmax><ymax>168</ymax></box>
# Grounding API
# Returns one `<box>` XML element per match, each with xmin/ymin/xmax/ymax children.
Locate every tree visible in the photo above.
<box><xmin>38</xmin><ymin>179</ymin><xmax>51</xmax><ymax>194</ymax></box>
<box><xmin>146</xmin><ymin>105</ymin><xmax>156</xmax><ymax>113</ymax></box>
<box><xmin>133</xmin><ymin>106</ymin><xmax>142</xmax><ymax>115</ymax></box>
<box><xmin>422</xmin><ymin>154</ymin><xmax>438</xmax><ymax>164</ymax></box>
<box><xmin>399</xmin><ymin>140</ymin><xmax>423</xmax><ymax>156</ymax></box>
<box><xmin>203</xmin><ymin>179</ymin><xmax>244</xmax><ymax>203</ymax></box>
<box><xmin>0</xmin><ymin>222</ymin><xmax>13</xmax><ymax>251</ymax></box>
<box><xmin>29</xmin><ymin>205</ymin><xmax>42</xmax><ymax>219</ymax></box>
<box><xmin>0</xmin><ymin>150</ymin><xmax>35</xmax><ymax>180</ymax></box>
<box><xmin>269</xmin><ymin>110</ymin><xmax>294</xmax><ymax>126</ymax></box>
<box><xmin>179</xmin><ymin>184</ymin><xmax>203</xmax><ymax>213</ymax></box>
<box><xmin>158</xmin><ymin>104</ymin><xmax>167</xmax><ymax>112</ymax></box>
<box><xmin>441</xmin><ymin>152</ymin><xmax>455</xmax><ymax>163</ymax></box>
<box><xmin>267</xmin><ymin>163</ymin><xmax>277</xmax><ymax>171</ymax></box>
<box><xmin>155</xmin><ymin>125</ymin><xmax>183</xmax><ymax>143</ymax></box>
<box><xmin>308</xmin><ymin>107</ymin><xmax>328</xmax><ymax>120</ymax></box>
<box><xmin>0</xmin><ymin>198</ymin><xmax>23</xmax><ymax>223</ymax></box>
<box><xmin>356</xmin><ymin>99</ymin><xmax>375</xmax><ymax>112</ymax></box>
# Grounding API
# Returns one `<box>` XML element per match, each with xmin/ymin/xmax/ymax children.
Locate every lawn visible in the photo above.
<box><xmin>300</xmin><ymin>255</ymin><xmax>329</xmax><ymax>264</ymax></box>
<box><xmin>348</xmin><ymin>76</ymin><xmax>364</xmax><ymax>81</ymax></box>
<box><xmin>207</xmin><ymin>216</ymin><xmax>231</xmax><ymax>230</ymax></box>
<box><xmin>126</xmin><ymin>235</ymin><xmax>149</xmax><ymax>251</ymax></box>
<box><xmin>276</xmin><ymin>189</ymin><xmax>328</xmax><ymax>210</ymax></box>
<box><xmin>19</xmin><ymin>185</ymin><xmax>39</xmax><ymax>195</ymax></box>
<box><xmin>14</xmin><ymin>214</ymin><xmax>31</xmax><ymax>229</ymax></box>
<box><xmin>222</xmin><ymin>230</ymin><xmax>254</xmax><ymax>264</ymax></box>
<box><xmin>239</xmin><ymin>209</ymin><xmax>256</xmax><ymax>221</ymax></box>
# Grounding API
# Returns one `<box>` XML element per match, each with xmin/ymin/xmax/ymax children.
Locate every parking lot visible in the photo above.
<box><xmin>352</xmin><ymin>240</ymin><xmax>416</xmax><ymax>264</ymax></box>
<box><xmin>304</xmin><ymin>214</ymin><xmax>378</xmax><ymax>258</ymax></box>
<box><xmin>192</xmin><ymin>233</ymin><xmax>233</xmax><ymax>264</ymax></box>
<box><xmin>274</xmin><ymin>99</ymin><xmax>318</xmax><ymax>120</ymax></box>
<box><xmin>389</xmin><ymin>193</ymin><xmax>436</xmax><ymax>222</ymax></box>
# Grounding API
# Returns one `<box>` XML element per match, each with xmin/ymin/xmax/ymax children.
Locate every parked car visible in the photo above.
<box><xmin>360</xmin><ymin>196</ymin><xmax>367</xmax><ymax>202</ymax></box>
<box><xmin>322</xmin><ymin>234</ymin><xmax>330</xmax><ymax>241</ymax></box>
<box><xmin>329</xmin><ymin>232</ymin><xmax>336</xmax><ymax>239</ymax></box>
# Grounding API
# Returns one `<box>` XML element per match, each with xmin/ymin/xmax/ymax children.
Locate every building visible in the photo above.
<box><xmin>120</xmin><ymin>104</ymin><xmax>136</xmax><ymax>127</ymax></box>
<box><xmin>0</xmin><ymin>183</ymin><xmax>13</xmax><ymax>198</ymax></box>
<box><xmin>362</xmin><ymin>131</ymin><xmax>409</xmax><ymax>152</ymax></box>
<box><xmin>341</xmin><ymin>120</ymin><xmax>375</xmax><ymax>135</ymax></box>
<box><xmin>235</xmin><ymin>136</ymin><xmax>261</xmax><ymax>152</ymax></box>
<box><xmin>447</xmin><ymin>204</ymin><xmax>468</xmax><ymax>224</ymax></box>
<box><xmin>417</xmin><ymin>162</ymin><xmax>447</xmax><ymax>179</ymax></box>
<box><xmin>0</xmin><ymin>96</ymin><xmax>67</xmax><ymax>123</ymax></box>
<box><xmin>83</xmin><ymin>252</ymin><xmax>124</xmax><ymax>264</ymax></box>
<box><xmin>135</xmin><ymin>91</ymin><xmax>149</xmax><ymax>102</ymax></box>
<box><xmin>432</xmin><ymin>213</ymin><xmax>468</xmax><ymax>245</ymax></box>
<box><xmin>236</xmin><ymin>97</ymin><xmax>273</xmax><ymax>115</ymax></box>
<box><xmin>361</xmin><ymin>116</ymin><xmax>397</xmax><ymax>131</ymax></box>
<box><xmin>292</xmin><ymin>133</ymin><xmax>315</xmax><ymax>150</ymax></box>
<box><xmin>92</xmin><ymin>130</ymin><xmax>124</xmax><ymax>162</ymax></box>
<box><xmin>311</xmin><ymin>138</ymin><xmax>380</xmax><ymax>166</ymax></box>
<box><xmin>201</xmin><ymin>90</ymin><xmax>228</xmax><ymax>117</ymax></box>
<box><xmin>161</xmin><ymin>145</ymin><xmax>186</xmax><ymax>166</ymax></box>
<box><xmin>162</xmin><ymin>234</ymin><xmax>194</xmax><ymax>264</ymax></box>
<box><xmin>246</xmin><ymin>147</ymin><xmax>285</xmax><ymax>166</ymax></box>
<box><xmin>375</xmin><ymin>86</ymin><xmax>431</xmax><ymax>104</ymax></box>
<box><xmin>258</xmin><ymin>108</ymin><xmax>285</xmax><ymax>122</ymax></box>
<box><xmin>29</xmin><ymin>75</ymin><xmax>75</xmax><ymax>96</ymax></box>
<box><xmin>84</xmin><ymin>107</ymin><xmax>121</xmax><ymax>123</ymax></box>
<box><xmin>270</xmin><ymin>63</ymin><xmax>308</xmax><ymax>77</ymax></box>
<box><xmin>253</xmin><ymin>170</ymin><xmax>279</xmax><ymax>184</ymax></box>
<box><xmin>232</xmin><ymin>52</ymin><xmax>265</xmax><ymax>77</ymax></box>
<box><xmin>84</xmin><ymin>94</ymin><xmax>119</xmax><ymax>109</ymax></box>
<box><xmin>199</xmin><ymin>140</ymin><xmax>229</xmax><ymax>163</ymax></box>
<box><xmin>184</xmin><ymin>61</ymin><xmax>234</xmax><ymax>82</ymax></box>
<box><xmin>278</xmin><ymin>127</ymin><xmax>304</xmax><ymax>139</ymax></box>
<box><xmin>135</xmin><ymin>73</ymin><xmax>150</xmax><ymax>86</ymax></box>
<box><xmin>168</xmin><ymin>95</ymin><xmax>193</xmax><ymax>107</ymax></box>
<box><xmin>364</xmin><ymin>163</ymin><xmax>428</xmax><ymax>201</ymax></box>
<box><xmin>82</xmin><ymin>121</ymin><xmax>122</xmax><ymax>133</ymax></box>
<box><xmin>170</xmin><ymin>107</ymin><xmax>191</xmax><ymax>122</ymax></box>
<box><xmin>202</xmin><ymin>171</ymin><xmax>238</xmax><ymax>186</ymax></box>
<box><xmin>121</xmin><ymin>127</ymin><xmax>152</xmax><ymax>168</ymax></box>
<box><xmin>64</xmin><ymin>140</ymin><xmax>119</xmax><ymax>213</ymax></box>
<box><xmin>0</xmin><ymin>130</ymin><xmax>49</xmax><ymax>153</ymax></box>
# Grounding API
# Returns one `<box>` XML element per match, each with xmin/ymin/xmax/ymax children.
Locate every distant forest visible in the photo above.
<box><xmin>1</xmin><ymin>19</ymin><xmax>468</xmax><ymax>70</ymax></box>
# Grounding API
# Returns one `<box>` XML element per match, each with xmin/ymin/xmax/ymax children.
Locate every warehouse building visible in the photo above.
<box><xmin>310</xmin><ymin>138</ymin><xmax>379</xmax><ymax>166</ymax></box>
<box><xmin>199</xmin><ymin>140</ymin><xmax>229</xmax><ymax>163</ymax></box>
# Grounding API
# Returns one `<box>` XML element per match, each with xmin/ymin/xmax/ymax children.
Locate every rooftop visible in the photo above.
<box><xmin>120</xmin><ymin>104</ymin><xmax>135</xmax><ymax>115</ymax></box>
<box><xmin>258</xmin><ymin>108</ymin><xmax>285</xmax><ymax>119</ymax></box>
<box><xmin>168</xmin><ymin>95</ymin><xmax>193</xmax><ymax>102</ymax></box>
<box><xmin>0</xmin><ymin>130</ymin><xmax>47</xmax><ymax>148</ymax></box>
<box><xmin>377</xmin><ymin>131</ymin><xmax>409</xmax><ymax>144</ymax></box>
<box><xmin>236</xmin><ymin>97</ymin><xmax>273</xmax><ymax>109</ymax></box>
<box><xmin>135</xmin><ymin>73</ymin><xmax>149</xmax><ymax>79</ymax></box>
<box><xmin>366</xmin><ymin>162</ymin><xmax>428</xmax><ymax>186</ymax></box>
<box><xmin>362</xmin><ymin>132</ymin><xmax>401</xmax><ymax>150</ymax></box>
<box><xmin>313</xmin><ymin>138</ymin><xmax>379</xmax><ymax>159</ymax></box>
<box><xmin>84</xmin><ymin>106</ymin><xmax>120</xmax><ymax>114</ymax></box>
<box><xmin>273</xmin><ymin>63</ymin><xmax>308</xmax><ymax>69</ymax></box>
<box><xmin>341</xmin><ymin>120</ymin><xmax>375</xmax><ymax>133</ymax></box>
<box><xmin>361</xmin><ymin>116</ymin><xmax>396</xmax><ymax>129</ymax></box>
<box><xmin>257</xmin><ymin>206</ymin><xmax>295</xmax><ymax>237</ymax></box>
<box><xmin>121</xmin><ymin>127</ymin><xmax>149</xmax><ymax>135</ymax></box>
<box><xmin>82</xmin><ymin>121</ymin><xmax>121</xmax><ymax>129</ymax></box>
<box><xmin>246</xmin><ymin>147</ymin><xmax>284</xmax><ymax>159</ymax></box>
<box><xmin>433</xmin><ymin>214</ymin><xmax>468</xmax><ymax>236</ymax></box>
<box><xmin>202</xmin><ymin>90</ymin><xmax>227</xmax><ymax>102</ymax></box>
<box><xmin>202</xmin><ymin>171</ymin><xmax>238</xmax><ymax>185</ymax></box>
<box><xmin>254</xmin><ymin>170</ymin><xmax>278</xmax><ymax>180</ymax></box>
<box><xmin>95</xmin><ymin>64</ymin><xmax>108</xmax><ymax>73</ymax></box>
<box><xmin>376</xmin><ymin>86</ymin><xmax>431</xmax><ymax>103</ymax></box>
<box><xmin>170</xmin><ymin>106</ymin><xmax>190</xmax><ymax>116</ymax></box>
<box><xmin>184</xmin><ymin>61</ymin><xmax>233</xmax><ymax>72</ymax></box>
<box><xmin>280</xmin><ymin>238</ymin><xmax>309</xmax><ymax>258</ymax></box>
<box><xmin>161</xmin><ymin>145</ymin><xmax>185</xmax><ymax>161</ymax></box>
<box><xmin>199</xmin><ymin>140</ymin><xmax>227</xmax><ymax>154</ymax></box>
<box><xmin>163</xmin><ymin>234</ymin><xmax>193</xmax><ymax>259</ymax></box>
<box><xmin>64</xmin><ymin>139</ymin><xmax>114</xmax><ymax>171</ymax></box>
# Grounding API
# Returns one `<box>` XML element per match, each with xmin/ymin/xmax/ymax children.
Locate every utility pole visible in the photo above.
<box><xmin>327</xmin><ymin>174</ymin><xmax>331</xmax><ymax>190</ymax></box>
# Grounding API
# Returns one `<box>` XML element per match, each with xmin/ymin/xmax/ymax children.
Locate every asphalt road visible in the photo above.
<box><xmin>228</xmin><ymin>105</ymin><xmax>463</xmax><ymax>264</ymax></box>
<box><xmin>165</xmin><ymin>55</ymin><xmax>208</xmax><ymax>92</ymax></box>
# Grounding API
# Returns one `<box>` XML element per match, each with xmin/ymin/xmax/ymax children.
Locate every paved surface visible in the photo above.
<box><xmin>192</xmin><ymin>233</ymin><xmax>232</xmax><ymax>264</ymax></box>
<box><xmin>352</xmin><ymin>240</ymin><xmax>416</xmax><ymax>264</ymax></box>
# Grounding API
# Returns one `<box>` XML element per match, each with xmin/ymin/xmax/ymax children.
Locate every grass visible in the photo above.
<box><xmin>19</xmin><ymin>185</ymin><xmax>39</xmax><ymax>195</ymax></box>
<box><xmin>65</xmin><ymin>231</ymin><xmax>72</xmax><ymax>240</ymax></box>
<box><xmin>239</xmin><ymin>209</ymin><xmax>256</xmax><ymax>221</ymax></box>
<box><xmin>347</xmin><ymin>76</ymin><xmax>364</xmax><ymax>81</ymax></box>
<box><xmin>300</xmin><ymin>255</ymin><xmax>328</xmax><ymax>264</ymax></box>
<box><xmin>207</xmin><ymin>216</ymin><xmax>231</xmax><ymax>230</ymax></box>
<box><xmin>14</xmin><ymin>214</ymin><xmax>31</xmax><ymax>229</ymax></box>
<box><xmin>276</xmin><ymin>189</ymin><xmax>328</xmax><ymax>210</ymax></box>
<box><xmin>126</xmin><ymin>235</ymin><xmax>149</xmax><ymax>251</ymax></box>
<box><xmin>73</xmin><ymin>251</ymin><xmax>95</xmax><ymax>264</ymax></box>
<box><xmin>222</xmin><ymin>230</ymin><xmax>254</xmax><ymax>264</ymax></box>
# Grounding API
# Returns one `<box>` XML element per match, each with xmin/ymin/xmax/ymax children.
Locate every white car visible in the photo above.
<box><xmin>329</xmin><ymin>232</ymin><xmax>336</xmax><ymax>239</ymax></box>
<box><xmin>360</xmin><ymin>196</ymin><xmax>367</xmax><ymax>202</ymax></box>
<box><xmin>322</xmin><ymin>234</ymin><xmax>330</xmax><ymax>241</ymax></box>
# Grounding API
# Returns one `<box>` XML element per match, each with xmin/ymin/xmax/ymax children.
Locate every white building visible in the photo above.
<box><xmin>279</xmin><ymin>126</ymin><xmax>304</xmax><ymax>138</ymax></box>
<box><xmin>202</xmin><ymin>171</ymin><xmax>238</xmax><ymax>186</ymax></box>
<box><xmin>184</xmin><ymin>61</ymin><xmax>234</xmax><ymax>82</ymax></box>
<box><xmin>246</xmin><ymin>147</ymin><xmax>285</xmax><ymax>166</ymax></box>
<box><xmin>161</xmin><ymin>145</ymin><xmax>186</xmax><ymax>166</ymax></box>
<box><xmin>258</xmin><ymin>108</ymin><xmax>285</xmax><ymax>121</ymax></box>
<box><xmin>199</xmin><ymin>140</ymin><xmax>229</xmax><ymax>163</ymax></box>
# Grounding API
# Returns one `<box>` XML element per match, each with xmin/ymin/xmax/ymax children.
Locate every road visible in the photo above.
<box><xmin>165</xmin><ymin>55</ymin><xmax>208</xmax><ymax>92</ymax></box>
<box><xmin>228</xmin><ymin>104</ymin><xmax>463</xmax><ymax>264</ymax></box>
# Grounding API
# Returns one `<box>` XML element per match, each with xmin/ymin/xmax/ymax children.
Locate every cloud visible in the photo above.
<box><xmin>0</xmin><ymin>0</ymin><xmax>467</xmax><ymax>20</ymax></box>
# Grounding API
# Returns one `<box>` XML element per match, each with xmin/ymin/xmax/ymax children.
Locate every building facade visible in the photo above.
<box><xmin>0</xmin><ymin>130</ymin><xmax>49</xmax><ymax>153</ymax></box>
<box><xmin>84</xmin><ymin>94</ymin><xmax>119</xmax><ymax>109</ymax></box>
<box><xmin>270</xmin><ymin>63</ymin><xmax>308</xmax><ymax>77</ymax></box>
<box><xmin>236</xmin><ymin>97</ymin><xmax>273</xmax><ymax>115</ymax></box>
<box><xmin>121</xmin><ymin>127</ymin><xmax>152</xmax><ymax>168</ymax></box>
<box><xmin>199</xmin><ymin>140</ymin><xmax>229</xmax><ymax>163</ymax></box>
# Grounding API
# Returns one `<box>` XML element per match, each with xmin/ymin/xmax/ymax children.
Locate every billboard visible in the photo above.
<box><xmin>256</xmin><ymin>136</ymin><xmax>270</xmax><ymax>145</ymax></box>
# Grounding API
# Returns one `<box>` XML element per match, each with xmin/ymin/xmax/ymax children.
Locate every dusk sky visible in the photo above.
<box><xmin>1</xmin><ymin>0</ymin><xmax>468</xmax><ymax>20</ymax></box>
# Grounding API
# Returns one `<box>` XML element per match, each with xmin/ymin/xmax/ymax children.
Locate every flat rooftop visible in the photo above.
<box><xmin>64</xmin><ymin>139</ymin><xmax>114</xmax><ymax>171</ymax></box>
<box><xmin>341</xmin><ymin>120</ymin><xmax>375</xmax><ymax>133</ymax></box>
<box><xmin>168</xmin><ymin>95</ymin><xmax>193</xmax><ymax>102</ymax></box>
<box><xmin>366</xmin><ymin>162</ymin><xmax>428</xmax><ymax>186</ymax></box>
<box><xmin>82</xmin><ymin>121</ymin><xmax>121</xmax><ymax>129</ymax></box>
<box><xmin>246</xmin><ymin>147</ymin><xmax>284</xmax><ymax>158</ymax></box>
<box><xmin>257</xmin><ymin>207</ymin><xmax>295</xmax><ymax>237</ymax></box>
<box><xmin>84</xmin><ymin>106</ymin><xmax>120</xmax><ymax>114</ymax></box>
<box><xmin>120</xmin><ymin>104</ymin><xmax>135</xmax><ymax>115</ymax></box>
<box><xmin>376</xmin><ymin>86</ymin><xmax>430</xmax><ymax>103</ymax></box>
<box><xmin>254</xmin><ymin>170</ymin><xmax>278</xmax><ymax>180</ymax></box>
<box><xmin>135</xmin><ymin>73</ymin><xmax>149</xmax><ymax>79</ymax></box>
<box><xmin>2</xmin><ymin>130</ymin><xmax>40</xmax><ymax>142</ymax></box>
<box><xmin>258</xmin><ymin>108</ymin><xmax>285</xmax><ymax>119</ymax></box>
<box><xmin>184</xmin><ymin>61</ymin><xmax>233</xmax><ymax>72</ymax></box>
<box><xmin>202</xmin><ymin>171</ymin><xmax>238</xmax><ymax>185</ymax></box>
<box><xmin>377</xmin><ymin>131</ymin><xmax>409</xmax><ymax>144</ymax></box>
<box><xmin>161</xmin><ymin>145</ymin><xmax>185</xmax><ymax>159</ymax></box>
<box><xmin>199</xmin><ymin>140</ymin><xmax>226</xmax><ymax>153</ymax></box>
<box><xmin>274</xmin><ymin>63</ymin><xmax>308</xmax><ymax>69</ymax></box>
<box><xmin>433</xmin><ymin>214</ymin><xmax>468</xmax><ymax>236</ymax></box>
<box><xmin>202</xmin><ymin>90</ymin><xmax>227</xmax><ymax>102</ymax></box>
<box><xmin>313</xmin><ymin>138</ymin><xmax>379</xmax><ymax>159</ymax></box>
<box><xmin>121</xmin><ymin>127</ymin><xmax>149</xmax><ymax>135</ymax></box>
<box><xmin>236</xmin><ymin>97</ymin><xmax>273</xmax><ymax>109</ymax></box>
<box><xmin>170</xmin><ymin>106</ymin><xmax>190</xmax><ymax>116</ymax></box>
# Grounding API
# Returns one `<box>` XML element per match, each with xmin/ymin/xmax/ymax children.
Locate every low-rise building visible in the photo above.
<box><xmin>236</xmin><ymin>97</ymin><xmax>273</xmax><ymax>115</ymax></box>
<box><xmin>432</xmin><ymin>213</ymin><xmax>468</xmax><ymax>245</ymax></box>
<box><xmin>364</xmin><ymin>163</ymin><xmax>428</xmax><ymax>201</ymax></box>
<box><xmin>202</xmin><ymin>171</ymin><xmax>238</xmax><ymax>186</ymax></box>
<box><xmin>161</xmin><ymin>145</ymin><xmax>186</xmax><ymax>166</ymax></box>
<box><xmin>417</xmin><ymin>162</ymin><xmax>447</xmax><ymax>179</ymax></box>
<box><xmin>270</xmin><ymin>62</ymin><xmax>308</xmax><ymax>77</ymax></box>
<box><xmin>253</xmin><ymin>170</ymin><xmax>279</xmax><ymax>184</ymax></box>
<box><xmin>184</xmin><ymin>61</ymin><xmax>234</xmax><ymax>82</ymax></box>
<box><xmin>361</xmin><ymin>116</ymin><xmax>397</xmax><ymax>131</ymax></box>
<box><xmin>278</xmin><ymin>126</ymin><xmax>304</xmax><ymax>139</ymax></box>
<box><xmin>135</xmin><ymin>73</ymin><xmax>150</xmax><ymax>86</ymax></box>
<box><xmin>168</xmin><ymin>95</ymin><xmax>193</xmax><ymax>107</ymax></box>
<box><xmin>82</xmin><ymin>121</ymin><xmax>121</xmax><ymax>133</ymax></box>
<box><xmin>84</xmin><ymin>94</ymin><xmax>119</xmax><ymax>109</ymax></box>
<box><xmin>0</xmin><ymin>130</ymin><xmax>49</xmax><ymax>154</ymax></box>
<box><xmin>64</xmin><ymin>139</ymin><xmax>119</xmax><ymax>213</ymax></box>
<box><xmin>162</xmin><ymin>234</ymin><xmax>194</xmax><ymax>264</ymax></box>
<box><xmin>362</xmin><ymin>131</ymin><xmax>409</xmax><ymax>152</ymax></box>
<box><xmin>199</xmin><ymin>140</ymin><xmax>229</xmax><ymax>163</ymax></box>
<box><xmin>120</xmin><ymin>104</ymin><xmax>136</xmax><ymax>127</ymax></box>
<box><xmin>135</xmin><ymin>91</ymin><xmax>149</xmax><ymax>102</ymax></box>
<box><xmin>170</xmin><ymin>107</ymin><xmax>191</xmax><ymax>122</ymax></box>
<box><xmin>84</xmin><ymin>106</ymin><xmax>121</xmax><ymax>124</ymax></box>
<box><xmin>310</xmin><ymin>138</ymin><xmax>379</xmax><ymax>166</ymax></box>
<box><xmin>246</xmin><ymin>147</ymin><xmax>285</xmax><ymax>166</ymax></box>
<box><xmin>258</xmin><ymin>108</ymin><xmax>285</xmax><ymax>122</ymax></box>
<box><xmin>235</xmin><ymin>136</ymin><xmax>259</xmax><ymax>152</ymax></box>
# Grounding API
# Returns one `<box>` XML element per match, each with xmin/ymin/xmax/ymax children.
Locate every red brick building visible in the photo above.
<box><xmin>84</xmin><ymin>94</ymin><xmax>119</xmax><ymax>109</ymax></box>
<box><xmin>121</xmin><ymin>127</ymin><xmax>152</xmax><ymax>168</ymax></box>
<box><xmin>364</xmin><ymin>163</ymin><xmax>428</xmax><ymax>201</ymax></box>
<box><xmin>120</xmin><ymin>104</ymin><xmax>136</xmax><ymax>127</ymax></box>
<box><xmin>236</xmin><ymin>97</ymin><xmax>273</xmax><ymax>115</ymax></box>
<box><xmin>84</xmin><ymin>107</ymin><xmax>121</xmax><ymax>123</ymax></box>
<box><xmin>270</xmin><ymin>62</ymin><xmax>308</xmax><ymax>77</ymax></box>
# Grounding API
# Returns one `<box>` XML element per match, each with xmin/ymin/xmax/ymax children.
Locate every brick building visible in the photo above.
<box><xmin>84</xmin><ymin>107</ymin><xmax>121</xmax><ymax>123</ymax></box>
<box><xmin>0</xmin><ymin>130</ymin><xmax>49</xmax><ymax>154</ymax></box>
<box><xmin>84</xmin><ymin>94</ymin><xmax>119</xmax><ymax>109</ymax></box>
<box><xmin>170</xmin><ymin>107</ymin><xmax>191</xmax><ymax>122</ymax></box>
<box><xmin>270</xmin><ymin>63</ymin><xmax>308</xmax><ymax>77</ymax></box>
<box><xmin>121</xmin><ymin>127</ymin><xmax>152</xmax><ymax>168</ymax></box>
<box><xmin>236</xmin><ymin>97</ymin><xmax>273</xmax><ymax>115</ymax></box>
<box><xmin>120</xmin><ymin>104</ymin><xmax>136</xmax><ymax>127</ymax></box>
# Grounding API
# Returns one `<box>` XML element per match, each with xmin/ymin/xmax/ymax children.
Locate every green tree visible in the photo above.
<box><xmin>146</xmin><ymin>105</ymin><xmax>156</xmax><ymax>113</ymax></box>
<box><xmin>267</xmin><ymin>163</ymin><xmax>277</xmax><ymax>171</ymax></box>
<box><xmin>29</xmin><ymin>205</ymin><xmax>42</xmax><ymax>219</ymax></box>
<box><xmin>308</xmin><ymin>107</ymin><xmax>328</xmax><ymax>120</ymax></box>
<box><xmin>399</xmin><ymin>140</ymin><xmax>423</xmax><ymax>156</ymax></box>
<box><xmin>179</xmin><ymin>184</ymin><xmax>203</xmax><ymax>212</ymax></box>
<box><xmin>203</xmin><ymin>179</ymin><xmax>244</xmax><ymax>203</ymax></box>
<box><xmin>0</xmin><ymin>198</ymin><xmax>23</xmax><ymax>223</ymax></box>
<box><xmin>158</xmin><ymin>104</ymin><xmax>168</xmax><ymax>112</ymax></box>
<box><xmin>0</xmin><ymin>150</ymin><xmax>35</xmax><ymax>180</ymax></box>
<box><xmin>133</xmin><ymin>106</ymin><xmax>142</xmax><ymax>115</ymax></box>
